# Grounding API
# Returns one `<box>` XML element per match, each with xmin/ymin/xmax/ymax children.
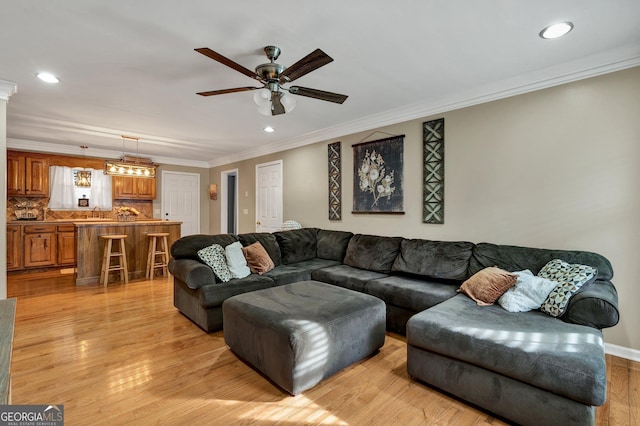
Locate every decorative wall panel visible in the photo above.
<box><xmin>423</xmin><ymin>118</ymin><xmax>445</xmax><ymax>223</ymax></box>
<box><xmin>328</xmin><ymin>142</ymin><xmax>342</xmax><ymax>220</ymax></box>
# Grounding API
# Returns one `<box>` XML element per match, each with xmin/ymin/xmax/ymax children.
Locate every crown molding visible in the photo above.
<box><xmin>6</xmin><ymin>138</ymin><xmax>210</xmax><ymax>169</ymax></box>
<box><xmin>0</xmin><ymin>80</ymin><xmax>17</xmax><ymax>101</ymax></box>
<box><xmin>209</xmin><ymin>44</ymin><xmax>640</xmax><ymax>167</ymax></box>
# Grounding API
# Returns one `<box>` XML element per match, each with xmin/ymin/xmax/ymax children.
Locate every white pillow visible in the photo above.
<box><xmin>225</xmin><ymin>241</ymin><xmax>251</xmax><ymax>279</ymax></box>
<box><xmin>498</xmin><ymin>270</ymin><xmax>558</xmax><ymax>313</ymax></box>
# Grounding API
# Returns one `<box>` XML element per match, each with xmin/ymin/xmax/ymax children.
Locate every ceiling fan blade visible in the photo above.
<box><xmin>196</xmin><ymin>87</ymin><xmax>260</xmax><ymax>96</ymax></box>
<box><xmin>288</xmin><ymin>86</ymin><xmax>348</xmax><ymax>104</ymax></box>
<box><xmin>271</xmin><ymin>92</ymin><xmax>286</xmax><ymax>115</ymax></box>
<box><xmin>195</xmin><ymin>48</ymin><xmax>261</xmax><ymax>80</ymax></box>
<box><xmin>279</xmin><ymin>49</ymin><xmax>333</xmax><ymax>83</ymax></box>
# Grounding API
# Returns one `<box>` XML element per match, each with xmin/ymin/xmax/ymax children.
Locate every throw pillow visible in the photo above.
<box><xmin>458</xmin><ymin>266</ymin><xmax>517</xmax><ymax>306</ymax></box>
<box><xmin>197</xmin><ymin>244</ymin><xmax>232</xmax><ymax>283</ymax></box>
<box><xmin>242</xmin><ymin>242</ymin><xmax>275</xmax><ymax>275</ymax></box>
<box><xmin>225</xmin><ymin>241</ymin><xmax>250</xmax><ymax>279</ymax></box>
<box><xmin>498</xmin><ymin>270</ymin><xmax>558</xmax><ymax>313</ymax></box>
<box><xmin>538</xmin><ymin>259</ymin><xmax>597</xmax><ymax>317</ymax></box>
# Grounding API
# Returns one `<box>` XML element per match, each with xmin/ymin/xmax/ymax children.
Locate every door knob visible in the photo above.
<box><xmin>256</xmin><ymin>221</ymin><xmax>261</xmax><ymax>225</ymax></box>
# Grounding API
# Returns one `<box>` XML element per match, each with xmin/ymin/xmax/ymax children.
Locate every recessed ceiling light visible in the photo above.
<box><xmin>263</xmin><ymin>126</ymin><xmax>275</xmax><ymax>133</ymax></box>
<box><xmin>36</xmin><ymin>72</ymin><xmax>60</xmax><ymax>83</ymax></box>
<box><xmin>539</xmin><ymin>22</ymin><xmax>574</xmax><ymax>39</ymax></box>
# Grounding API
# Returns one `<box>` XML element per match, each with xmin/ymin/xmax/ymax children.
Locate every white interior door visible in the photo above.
<box><xmin>255</xmin><ymin>160</ymin><xmax>282</xmax><ymax>232</ymax></box>
<box><xmin>162</xmin><ymin>171</ymin><xmax>200</xmax><ymax>236</ymax></box>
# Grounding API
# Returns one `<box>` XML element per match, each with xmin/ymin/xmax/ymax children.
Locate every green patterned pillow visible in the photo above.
<box><xmin>197</xmin><ymin>244</ymin><xmax>232</xmax><ymax>283</ymax></box>
<box><xmin>538</xmin><ymin>259</ymin><xmax>597</xmax><ymax>317</ymax></box>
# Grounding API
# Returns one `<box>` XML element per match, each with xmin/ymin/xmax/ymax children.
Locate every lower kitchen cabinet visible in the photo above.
<box><xmin>57</xmin><ymin>225</ymin><xmax>76</xmax><ymax>265</ymax></box>
<box><xmin>23</xmin><ymin>225</ymin><xmax>57</xmax><ymax>268</ymax></box>
<box><xmin>6</xmin><ymin>225</ymin><xmax>22</xmax><ymax>271</ymax></box>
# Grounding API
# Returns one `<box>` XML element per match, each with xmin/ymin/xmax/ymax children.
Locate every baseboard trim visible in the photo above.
<box><xmin>605</xmin><ymin>343</ymin><xmax>640</xmax><ymax>362</ymax></box>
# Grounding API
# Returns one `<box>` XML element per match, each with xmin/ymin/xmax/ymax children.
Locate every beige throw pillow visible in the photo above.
<box><xmin>458</xmin><ymin>267</ymin><xmax>517</xmax><ymax>306</ymax></box>
<box><xmin>241</xmin><ymin>242</ymin><xmax>275</xmax><ymax>275</ymax></box>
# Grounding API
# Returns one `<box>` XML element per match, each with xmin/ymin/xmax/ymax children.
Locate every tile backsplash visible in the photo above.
<box><xmin>7</xmin><ymin>198</ymin><xmax>153</xmax><ymax>221</ymax></box>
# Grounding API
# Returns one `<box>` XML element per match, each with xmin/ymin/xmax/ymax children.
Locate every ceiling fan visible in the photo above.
<box><xmin>195</xmin><ymin>45</ymin><xmax>348</xmax><ymax>116</ymax></box>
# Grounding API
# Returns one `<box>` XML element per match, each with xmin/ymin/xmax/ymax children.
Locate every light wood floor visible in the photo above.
<box><xmin>7</xmin><ymin>273</ymin><xmax>639</xmax><ymax>425</ymax></box>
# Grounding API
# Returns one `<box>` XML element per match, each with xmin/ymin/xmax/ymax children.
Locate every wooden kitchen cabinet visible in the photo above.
<box><xmin>57</xmin><ymin>225</ymin><xmax>76</xmax><ymax>265</ymax></box>
<box><xmin>23</xmin><ymin>225</ymin><xmax>56</xmax><ymax>268</ymax></box>
<box><xmin>6</xmin><ymin>225</ymin><xmax>22</xmax><ymax>271</ymax></box>
<box><xmin>112</xmin><ymin>176</ymin><xmax>156</xmax><ymax>200</ymax></box>
<box><xmin>7</xmin><ymin>153</ymin><xmax>49</xmax><ymax>197</ymax></box>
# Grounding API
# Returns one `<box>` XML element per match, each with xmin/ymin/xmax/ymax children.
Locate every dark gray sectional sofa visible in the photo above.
<box><xmin>168</xmin><ymin>228</ymin><xmax>619</xmax><ymax>426</ymax></box>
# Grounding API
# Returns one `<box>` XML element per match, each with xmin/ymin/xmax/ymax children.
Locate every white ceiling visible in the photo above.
<box><xmin>2</xmin><ymin>1</ymin><xmax>639</xmax><ymax>168</ymax></box>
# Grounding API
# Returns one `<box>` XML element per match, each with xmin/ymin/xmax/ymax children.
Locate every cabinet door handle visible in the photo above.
<box><xmin>44</xmin><ymin>240</ymin><xmax>48</xmax><ymax>249</ymax></box>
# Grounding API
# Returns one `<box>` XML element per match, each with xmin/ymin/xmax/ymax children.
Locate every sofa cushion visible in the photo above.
<box><xmin>264</xmin><ymin>265</ymin><xmax>312</xmax><ymax>286</ymax></box>
<box><xmin>406</xmin><ymin>294</ymin><xmax>607</xmax><ymax>406</ymax></box>
<box><xmin>198</xmin><ymin>275</ymin><xmax>276</xmax><ymax>308</ymax></box>
<box><xmin>242</xmin><ymin>242</ymin><xmax>275</xmax><ymax>275</ymax></box>
<box><xmin>274</xmin><ymin>228</ymin><xmax>318</xmax><ymax>264</ymax></box>
<box><xmin>470</xmin><ymin>243</ymin><xmax>613</xmax><ymax>280</ymax></box>
<box><xmin>238</xmin><ymin>233</ymin><xmax>282</xmax><ymax>266</ymax></box>
<box><xmin>171</xmin><ymin>234</ymin><xmax>238</xmax><ymax>260</ymax></box>
<box><xmin>366</xmin><ymin>275</ymin><xmax>458</xmax><ymax>312</ymax></box>
<box><xmin>316</xmin><ymin>230</ymin><xmax>354</xmax><ymax>261</ymax></box>
<box><xmin>343</xmin><ymin>234</ymin><xmax>403</xmax><ymax>273</ymax></box>
<box><xmin>458</xmin><ymin>267</ymin><xmax>517</xmax><ymax>306</ymax></box>
<box><xmin>197</xmin><ymin>244</ymin><xmax>232</xmax><ymax>282</ymax></box>
<box><xmin>288</xmin><ymin>258</ymin><xmax>341</xmax><ymax>272</ymax></box>
<box><xmin>311</xmin><ymin>264</ymin><xmax>388</xmax><ymax>293</ymax></box>
<box><xmin>538</xmin><ymin>259</ymin><xmax>597</xmax><ymax>318</ymax></box>
<box><xmin>392</xmin><ymin>239</ymin><xmax>474</xmax><ymax>281</ymax></box>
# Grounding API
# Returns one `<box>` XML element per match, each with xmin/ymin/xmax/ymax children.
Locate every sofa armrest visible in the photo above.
<box><xmin>563</xmin><ymin>279</ymin><xmax>619</xmax><ymax>329</ymax></box>
<box><xmin>168</xmin><ymin>258</ymin><xmax>216</xmax><ymax>289</ymax></box>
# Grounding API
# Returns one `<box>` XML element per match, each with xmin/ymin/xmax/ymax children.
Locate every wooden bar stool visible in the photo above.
<box><xmin>146</xmin><ymin>232</ymin><xmax>170</xmax><ymax>280</ymax></box>
<box><xmin>100</xmin><ymin>235</ymin><xmax>129</xmax><ymax>286</ymax></box>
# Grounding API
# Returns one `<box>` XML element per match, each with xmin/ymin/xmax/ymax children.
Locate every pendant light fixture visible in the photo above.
<box><xmin>104</xmin><ymin>135</ymin><xmax>158</xmax><ymax>178</ymax></box>
<box><xmin>75</xmin><ymin>145</ymin><xmax>92</xmax><ymax>187</ymax></box>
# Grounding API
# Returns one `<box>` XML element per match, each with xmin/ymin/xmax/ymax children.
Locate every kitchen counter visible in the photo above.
<box><xmin>75</xmin><ymin>220</ymin><xmax>182</xmax><ymax>285</ymax></box>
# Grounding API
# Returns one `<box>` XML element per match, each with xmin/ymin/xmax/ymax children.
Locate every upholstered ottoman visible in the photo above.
<box><xmin>222</xmin><ymin>280</ymin><xmax>386</xmax><ymax>395</ymax></box>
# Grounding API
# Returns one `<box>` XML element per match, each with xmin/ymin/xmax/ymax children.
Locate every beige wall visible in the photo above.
<box><xmin>210</xmin><ymin>67</ymin><xmax>640</xmax><ymax>351</ymax></box>
<box><xmin>154</xmin><ymin>164</ymin><xmax>210</xmax><ymax>234</ymax></box>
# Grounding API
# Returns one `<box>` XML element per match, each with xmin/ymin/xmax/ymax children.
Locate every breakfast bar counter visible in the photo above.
<box><xmin>75</xmin><ymin>220</ymin><xmax>182</xmax><ymax>285</ymax></box>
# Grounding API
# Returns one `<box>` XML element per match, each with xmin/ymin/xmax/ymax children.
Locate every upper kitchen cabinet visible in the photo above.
<box><xmin>112</xmin><ymin>176</ymin><xmax>156</xmax><ymax>200</ymax></box>
<box><xmin>7</xmin><ymin>152</ymin><xmax>49</xmax><ymax>198</ymax></box>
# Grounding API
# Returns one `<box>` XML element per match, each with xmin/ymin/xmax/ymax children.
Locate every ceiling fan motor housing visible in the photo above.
<box><xmin>255</xmin><ymin>63</ymin><xmax>285</xmax><ymax>81</ymax></box>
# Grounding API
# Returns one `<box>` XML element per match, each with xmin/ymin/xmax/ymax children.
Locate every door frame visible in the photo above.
<box><xmin>255</xmin><ymin>160</ymin><xmax>283</xmax><ymax>232</ymax></box>
<box><xmin>161</xmin><ymin>170</ymin><xmax>201</xmax><ymax>235</ymax></box>
<box><xmin>220</xmin><ymin>168</ymin><xmax>239</xmax><ymax>234</ymax></box>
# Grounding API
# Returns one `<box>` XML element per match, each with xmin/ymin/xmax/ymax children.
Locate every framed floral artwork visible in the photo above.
<box><xmin>352</xmin><ymin>135</ymin><xmax>404</xmax><ymax>214</ymax></box>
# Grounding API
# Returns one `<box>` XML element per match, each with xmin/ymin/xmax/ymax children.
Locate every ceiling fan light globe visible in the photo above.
<box><xmin>281</xmin><ymin>93</ymin><xmax>297</xmax><ymax>113</ymax></box>
<box><xmin>253</xmin><ymin>88</ymin><xmax>272</xmax><ymax>107</ymax></box>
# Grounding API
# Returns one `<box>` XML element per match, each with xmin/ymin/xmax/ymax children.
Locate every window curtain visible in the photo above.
<box><xmin>48</xmin><ymin>166</ymin><xmax>75</xmax><ymax>209</ymax></box>
<box><xmin>90</xmin><ymin>169</ymin><xmax>112</xmax><ymax>210</ymax></box>
<box><xmin>48</xmin><ymin>166</ymin><xmax>112</xmax><ymax>210</ymax></box>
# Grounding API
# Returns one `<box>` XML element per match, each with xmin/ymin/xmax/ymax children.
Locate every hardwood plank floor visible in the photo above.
<box><xmin>7</xmin><ymin>274</ymin><xmax>639</xmax><ymax>425</ymax></box>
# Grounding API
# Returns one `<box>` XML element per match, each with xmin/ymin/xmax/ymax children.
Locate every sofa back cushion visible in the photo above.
<box><xmin>392</xmin><ymin>239</ymin><xmax>474</xmax><ymax>281</ymax></box>
<box><xmin>238</xmin><ymin>232</ymin><xmax>282</xmax><ymax>266</ymax></box>
<box><xmin>170</xmin><ymin>234</ymin><xmax>239</xmax><ymax>260</ymax></box>
<box><xmin>274</xmin><ymin>228</ymin><xmax>319</xmax><ymax>264</ymax></box>
<box><xmin>343</xmin><ymin>234</ymin><xmax>403</xmax><ymax>273</ymax></box>
<box><xmin>317</xmin><ymin>230</ymin><xmax>354</xmax><ymax>261</ymax></box>
<box><xmin>469</xmin><ymin>243</ymin><xmax>613</xmax><ymax>280</ymax></box>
